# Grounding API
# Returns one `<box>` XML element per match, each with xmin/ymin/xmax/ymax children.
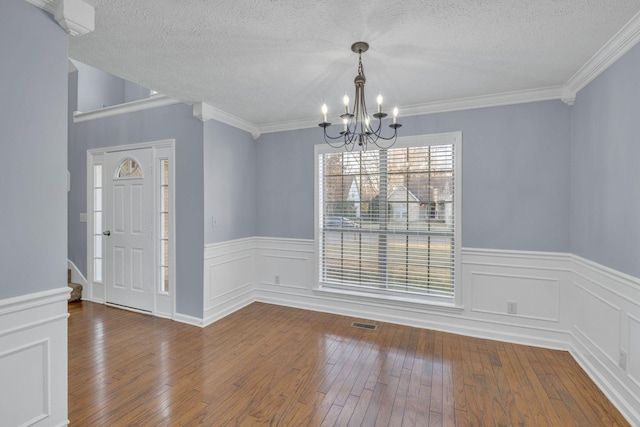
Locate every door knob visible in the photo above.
<box><xmin>103</xmin><ymin>230</ymin><xmax>111</xmax><ymax>236</ymax></box>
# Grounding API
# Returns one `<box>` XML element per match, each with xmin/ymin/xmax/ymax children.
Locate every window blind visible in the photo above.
<box><xmin>318</xmin><ymin>143</ymin><xmax>456</xmax><ymax>299</ymax></box>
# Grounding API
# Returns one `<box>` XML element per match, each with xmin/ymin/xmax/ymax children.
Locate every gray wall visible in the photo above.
<box><xmin>0</xmin><ymin>0</ymin><xmax>68</xmax><ymax>299</ymax></box>
<box><xmin>72</xmin><ymin>60</ymin><xmax>151</xmax><ymax>111</ymax></box>
<box><xmin>257</xmin><ymin>101</ymin><xmax>572</xmax><ymax>253</ymax></box>
<box><xmin>204</xmin><ymin>120</ymin><xmax>257</xmax><ymax>244</ymax></box>
<box><xmin>67</xmin><ymin>103</ymin><xmax>205</xmax><ymax>318</ymax></box>
<box><xmin>570</xmin><ymin>42</ymin><xmax>640</xmax><ymax>278</ymax></box>
<box><xmin>124</xmin><ymin>80</ymin><xmax>151</xmax><ymax>104</ymax></box>
<box><xmin>255</xmin><ymin>127</ymin><xmax>320</xmax><ymax>239</ymax></box>
<box><xmin>73</xmin><ymin>60</ymin><xmax>125</xmax><ymax>111</ymax></box>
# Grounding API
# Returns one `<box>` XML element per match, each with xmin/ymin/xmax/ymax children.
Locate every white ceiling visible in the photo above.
<box><xmin>68</xmin><ymin>0</ymin><xmax>640</xmax><ymax>131</ymax></box>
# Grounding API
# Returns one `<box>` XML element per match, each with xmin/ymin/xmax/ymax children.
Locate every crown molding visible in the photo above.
<box><xmin>192</xmin><ymin>102</ymin><xmax>261</xmax><ymax>140</ymax></box>
<box><xmin>54</xmin><ymin>0</ymin><xmax>94</xmax><ymax>35</ymax></box>
<box><xmin>26</xmin><ymin>0</ymin><xmax>95</xmax><ymax>36</ymax></box>
<box><xmin>560</xmin><ymin>87</ymin><xmax>576</xmax><ymax>106</ymax></box>
<box><xmin>259</xmin><ymin>117</ymin><xmax>321</xmax><ymax>135</ymax></box>
<box><xmin>73</xmin><ymin>94</ymin><xmax>181</xmax><ymax>123</ymax></box>
<box><xmin>563</xmin><ymin>10</ymin><xmax>640</xmax><ymax>101</ymax></box>
<box><xmin>401</xmin><ymin>86</ymin><xmax>565</xmax><ymax>117</ymax></box>
<box><xmin>258</xmin><ymin>86</ymin><xmax>564</xmax><ymax>135</ymax></box>
<box><xmin>25</xmin><ymin>0</ymin><xmax>57</xmax><ymax>14</ymax></box>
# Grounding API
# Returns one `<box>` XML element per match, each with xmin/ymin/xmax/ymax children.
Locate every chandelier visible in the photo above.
<box><xmin>319</xmin><ymin>42</ymin><xmax>401</xmax><ymax>151</ymax></box>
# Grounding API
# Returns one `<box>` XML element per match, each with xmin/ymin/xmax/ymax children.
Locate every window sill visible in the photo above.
<box><xmin>313</xmin><ymin>285</ymin><xmax>464</xmax><ymax>314</ymax></box>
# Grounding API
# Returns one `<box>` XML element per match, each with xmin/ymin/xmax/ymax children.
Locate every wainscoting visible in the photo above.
<box><xmin>203</xmin><ymin>238</ymin><xmax>256</xmax><ymax>326</ymax></box>
<box><xmin>0</xmin><ymin>287</ymin><xmax>70</xmax><ymax>427</ymax></box>
<box><xmin>202</xmin><ymin>237</ymin><xmax>640</xmax><ymax>424</ymax></box>
<box><xmin>570</xmin><ymin>255</ymin><xmax>640</xmax><ymax>425</ymax></box>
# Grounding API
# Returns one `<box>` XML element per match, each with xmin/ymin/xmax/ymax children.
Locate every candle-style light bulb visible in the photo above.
<box><xmin>392</xmin><ymin>106</ymin><xmax>399</xmax><ymax>124</ymax></box>
<box><xmin>321</xmin><ymin>103</ymin><xmax>328</xmax><ymax>123</ymax></box>
<box><xmin>343</xmin><ymin>94</ymin><xmax>350</xmax><ymax>114</ymax></box>
<box><xmin>376</xmin><ymin>93</ymin><xmax>383</xmax><ymax>113</ymax></box>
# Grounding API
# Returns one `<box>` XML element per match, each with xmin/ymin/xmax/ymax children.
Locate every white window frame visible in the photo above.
<box><xmin>314</xmin><ymin>131</ymin><xmax>462</xmax><ymax>308</ymax></box>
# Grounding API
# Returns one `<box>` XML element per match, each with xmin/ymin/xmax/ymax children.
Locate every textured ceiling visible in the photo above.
<box><xmin>69</xmin><ymin>0</ymin><xmax>640</xmax><ymax>129</ymax></box>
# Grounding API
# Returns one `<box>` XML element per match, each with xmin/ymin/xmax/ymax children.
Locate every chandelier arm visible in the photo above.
<box><xmin>323</xmin><ymin>133</ymin><xmax>344</xmax><ymax>141</ymax></box>
<box><xmin>322</xmin><ymin>128</ymin><xmax>351</xmax><ymax>149</ymax></box>
<box><xmin>322</xmin><ymin>125</ymin><xmax>367</xmax><ymax>150</ymax></box>
<box><xmin>323</xmin><ymin>134</ymin><xmax>350</xmax><ymax>149</ymax></box>
<box><xmin>344</xmin><ymin>141</ymin><xmax>357</xmax><ymax>152</ymax></box>
<box><xmin>370</xmin><ymin>131</ymin><xmax>398</xmax><ymax>149</ymax></box>
<box><xmin>369</xmin><ymin>117</ymin><xmax>383</xmax><ymax>136</ymax></box>
<box><xmin>322</xmin><ymin>126</ymin><xmax>347</xmax><ymax>141</ymax></box>
<box><xmin>371</xmin><ymin>139</ymin><xmax>397</xmax><ymax>150</ymax></box>
<box><xmin>373</xmin><ymin>126</ymin><xmax>400</xmax><ymax>141</ymax></box>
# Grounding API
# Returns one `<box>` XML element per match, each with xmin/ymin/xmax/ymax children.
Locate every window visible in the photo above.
<box><xmin>158</xmin><ymin>159</ymin><xmax>170</xmax><ymax>294</ymax></box>
<box><xmin>316</xmin><ymin>133</ymin><xmax>461</xmax><ymax>303</ymax></box>
<box><xmin>115</xmin><ymin>157</ymin><xmax>142</xmax><ymax>178</ymax></box>
<box><xmin>92</xmin><ymin>163</ymin><xmax>103</xmax><ymax>283</ymax></box>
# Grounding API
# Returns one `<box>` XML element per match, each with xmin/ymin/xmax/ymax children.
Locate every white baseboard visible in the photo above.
<box><xmin>202</xmin><ymin>291</ymin><xmax>254</xmax><ymax>327</ymax></box>
<box><xmin>0</xmin><ymin>287</ymin><xmax>70</xmax><ymax>427</ymax></box>
<box><xmin>254</xmin><ymin>289</ymin><xmax>571</xmax><ymax>351</ymax></box>
<box><xmin>174</xmin><ymin>313</ymin><xmax>204</xmax><ymax>327</ymax></box>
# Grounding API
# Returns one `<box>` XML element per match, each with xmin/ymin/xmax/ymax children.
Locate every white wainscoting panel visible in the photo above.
<box><xmin>0</xmin><ymin>339</ymin><xmax>49</xmax><ymax>424</ymax></box>
<box><xmin>463</xmin><ymin>248</ymin><xmax>571</xmax><ymax>326</ymax></box>
<box><xmin>256</xmin><ymin>237</ymin><xmax>314</xmax><ymax>291</ymax></box>
<box><xmin>573</xmin><ymin>282</ymin><xmax>621</xmax><ymax>365</ymax></box>
<box><xmin>203</xmin><ymin>238</ymin><xmax>256</xmax><ymax>327</ymax></box>
<box><xmin>470</xmin><ymin>272</ymin><xmax>560</xmax><ymax>321</ymax></box>
<box><xmin>460</xmin><ymin>248</ymin><xmax>571</xmax><ymax>347</ymax></box>
<box><xmin>0</xmin><ymin>288</ymin><xmax>70</xmax><ymax>427</ymax></box>
<box><xmin>628</xmin><ymin>314</ymin><xmax>640</xmax><ymax>388</ymax></box>
<box><xmin>569</xmin><ymin>255</ymin><xmax>640</xmax><ymax>425</ymax></box>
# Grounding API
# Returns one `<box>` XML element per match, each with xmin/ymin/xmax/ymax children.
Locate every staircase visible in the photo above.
<box><xmin>68</xmin><ymin>268</ymin><xmax>83</xmax><ymax>302</ymax></box>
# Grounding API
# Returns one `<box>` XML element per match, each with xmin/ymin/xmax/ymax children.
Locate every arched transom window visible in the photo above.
<box><xmin>115</xmin><ymin>157</ymin><xmax>143</xmax><ymax>178</ymax></box>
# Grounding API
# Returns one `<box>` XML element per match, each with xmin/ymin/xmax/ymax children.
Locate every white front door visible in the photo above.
<box><xmin>103</xmin><ymin>148</ymin><xmax>154</xmax><ymax>312</ymax></box>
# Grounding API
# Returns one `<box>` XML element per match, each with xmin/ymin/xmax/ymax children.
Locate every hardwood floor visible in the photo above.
<box><xmin>68</xmin><ymin>301</ymin><xmax>629</xmax><ymax>426</ymax></box>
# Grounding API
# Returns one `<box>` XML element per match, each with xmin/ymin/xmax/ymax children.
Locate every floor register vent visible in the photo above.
<box><xmin>351</xmin><ymin>321</ymin><xmax>378</xmax><ymax>330</ymax></box>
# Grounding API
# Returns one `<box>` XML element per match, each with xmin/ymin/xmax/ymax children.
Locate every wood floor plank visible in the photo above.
<box><xmin>441</xmin><ymin>333</ymin><xmax>457</xmax><ymax>427</ymax></box>
<box><xmin>346</xmin><ymin>388</ymin><xmax>374</xmax><ymax>427</ymax></box>
<box><xmin>67</xmin><ymin>301</ymin><xmax>631</xmax><ymax>426</ymax></box>
<box><xmin>429</xmin><ymin>331</ymin><xmax>445</xmax><ymax>415</ymax></box>
<box><xmin>512</xmin><ymin>343</ymin><xmax>566</xmax><ymax>426</ymax></box>
<box><xmin>448</xmin><ymin>335</ymin><xmax>468</xmax><ymax>416</ymax></box>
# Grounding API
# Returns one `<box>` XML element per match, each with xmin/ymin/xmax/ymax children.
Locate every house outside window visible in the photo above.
<box><xmin>315</xmin><ymin>132</ymin><xmax>461</xmax><ymax>304</ymax></box>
